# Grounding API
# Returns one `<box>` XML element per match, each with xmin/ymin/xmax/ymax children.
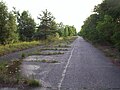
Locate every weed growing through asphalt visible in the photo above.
<box><xmin>0</xmin><ymin>59</ymin><xmax>41</xmax><ymax>87</ymax></box>
<box><xmin>28</xmin><ymin>79</ymin><xmax>41</xmax><ymax>87</ymax></box>
<box><xmin>29</xmin><ymin>51</ymin><xmax>64</xmax><ymax>56</ymax></box>
<box><xmin>40</xmin><ymin>48</ymin><xmax>68</xmax><ymax>51</ymax></box>
<box><xmin>29</xmin><ymin>59</ymin><xmax>59</xmax><ymax>63</ymax></box>
<box><xmin>21</xmin><ymin>53</ymin><xmax>26</xmax><ymax>59</ymax></box>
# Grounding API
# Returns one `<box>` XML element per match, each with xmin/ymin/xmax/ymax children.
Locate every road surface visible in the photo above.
<box><xmin>1</xmin><ymin>37</ymin><xmax>120</xmax><ymax>90</ymax></box>
<box><xmin>21</xmin><ymin>37</ymin><xmax>120</xmax><ymax>90</ymax></box>
<box><xmin>59</xmin><ymin>37</ymin><xmax>120</xmax><ymax>90</ymax></box>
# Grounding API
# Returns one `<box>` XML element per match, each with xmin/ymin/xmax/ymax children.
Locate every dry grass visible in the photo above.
<box><xmin>0</xmin><ymin>41</ymin><xmax>40</xmax><ymax>56</ymax></box>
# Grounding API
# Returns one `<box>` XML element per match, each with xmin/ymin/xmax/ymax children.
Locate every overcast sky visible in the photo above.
<box><xmin>3</xmin><ymin>0</ymin><xmax>103</xmax><ymax>32</ymax></box>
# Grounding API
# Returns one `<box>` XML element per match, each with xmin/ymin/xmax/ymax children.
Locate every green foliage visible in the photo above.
<box><xmin>0</xmin><ymin>60</ymin><xmax>22</xmax><ymax>85</ymax></box>
<box><xmin>21</xmin><ymin>53</ymin><xmax>26</xmax><ymax>59</ymax></box>
<box><xmin>6</xmin><ymin>12</ymin><xmax>19</xmax><ymax>44</ymax></box>
<box><xmin>80</xmin><ymin>0</ymin><xmax>120</xmax><ymax>51</ymax></box>
<box><xmin>0</xmin><ymin>41</ymin><xmax>40</xmax><ymax>56</ymax></box>
<box><xmin>80</xmin><ymin>14</ymin><xmax>100</xmax><ymax>42</ymax></box>
<box><xmin>0</xmin><ymin>1</ymin><xmax>18</xmax><ymax>45</ymax></box>
<box><xmin>16</xmin><ymin>10</ymin><xmax>36</xmax><ymax>41</ymax></box>
<box><xmin>64</xmin><ymin>26</ymin><xmax>69</xmax><ymax>37</ymax></box>
<box><xmin>0</xmin><ymin>2</ymin><xmax>77</xmax><ymax>46</ymax></box>
<box><xmin>0</xmin><ymin>60</ymin><xmax>41</xmax><ymax>87</ymax></box>
<box><xmin>28</xmin><ymin>79</ymin><xmax>40</xmax><ymax>87</ymax></box>
<box><xmin>37</xmin><ymin>9</ymin><xmax>57</xmax><ymax>39</ymax></box>
<box><xmin>63</xmin><ymin>25</ymin><xmax>77</xmax><ymax>37</ymax></box>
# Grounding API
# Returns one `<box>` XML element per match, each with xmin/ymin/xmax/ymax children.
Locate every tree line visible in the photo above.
<box><xmin>0</xmin><ymin>1</ymin><xmax>77</xmax><ymax>45</ymax></box>
<box><xmin>79</xmin><ymin>0</ymin><xmax>120</xmax><ymax>51</ymax></box>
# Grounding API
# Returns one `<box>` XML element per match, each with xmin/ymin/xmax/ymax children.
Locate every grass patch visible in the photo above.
<box><xmin>0</xmin><ymin>60</ymin><xmax>24</xmax><ymax>85</ymax></box>
<box><xmin>28</xmin><ymin>59</ymin><xmax>59</xmax><ymax>63</ymax></box>
<box><xmin>0</xmin><ymin>41</ymin><xmax>41</xmax><ymax>56</ymax></box>
<box><xmin>29</xmin><ymin>51</ymin><xmax>64</xmax><ymax>56</ymax></box>
<box><xmin>40</xmin><ymin>48</ymin><xmax>68</xmax><ymax>51</ymax></box>
<box><xmin>94</xmin><ymin>43</ymin><xmax>120</xmax><ymax>64</ymax></box>
<box><xmin>57</xmin><ymin>44</ymin><xmax>71</xmax><ymax>48</ymax></box>
<box><xmin>28</xmin><ymin>79</ymin><xmax>41</xmax><ymax>87</ymax></box>
<box><xmin>21</xmin><ymin>53</ymin><xmax>26</xmax><ymax>59</ymax></box>
<box><xmin>0</xmin><ymin>60</ymin><xmax>41</xmax><ymax>88</ymax></box>
<box><xmin>0</xmin><ymin>36</ymin><xmax>77</xmax><ymax>56</ymax></box>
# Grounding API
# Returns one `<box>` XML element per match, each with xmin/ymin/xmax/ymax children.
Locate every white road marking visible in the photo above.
<box><xmin>58</xmin><ymin>47</ymin><xmax>75</xmax><ymax>90</ymax></box>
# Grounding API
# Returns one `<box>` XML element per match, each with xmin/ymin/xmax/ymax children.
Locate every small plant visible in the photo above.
<box><xmin>57</xmin><ymin>44</ymin><xmax>71</xmax><ymax>48</ymax></box>
<box><xmin>41</xmin><ymin>48</ymin><xmax>68</xmax><ymax>51</ymax></box>
<box><xmin>0</xmin><ymin>60</ymin><xmax>24</xmax><ymax>85</ymax></box>
<box><xmin>21</xmin><ymin>53</ymin><xmax>26</xmax><ymax>59</ymax></box>
<box><xmin>0</xmin><ymin>41</ymin><xmax>40</xmax><ymax>56</ymax></box>
<box><xmin>28</xmin><ymin>79</ymin><xmax>41</xmax><ymax>87</ymax></box>
<box><xmin>50</xmin><ymin>60</ymin><xmax>58</xmax><ymax>63</ymax></box>
<box><xmin>41</xmin><ymin>59</ymin><xmax>48</xmax><ymax>63</ymax></box>
<box><xmin>41</xmin><ymin>59</ymin><xmax>58</xmax><ymax>63</ymax></box>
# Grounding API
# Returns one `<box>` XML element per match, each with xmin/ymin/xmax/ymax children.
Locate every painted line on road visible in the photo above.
<box><xmin>58</xmin><ymin>47</ymin><xmax>75</xmax><ymax>90</ymax></box>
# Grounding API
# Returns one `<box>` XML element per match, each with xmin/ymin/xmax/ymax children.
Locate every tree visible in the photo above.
<box><xmin>37</xmin><ymin>9</ymin><xmax>57</xmax><ymax>39</ymax></box>
<box><xmin>0</xmin><ymin>1</ymin><xmax>18</xmax><ymax>44</ymax></box>
<box><xmin>57</xmin><ymin>22</ymin><xmax>65</xmax><ymax>37</ymax></box>
<box><xmin>68</xmin><ymin>26</ymin><xmax>77</xmax><ymax>36</ymax></box>
<box><xmin>5</xmin><ymin>12</ymin><xmax>18</xmax><ymax>44</ymax></box>
<box><xmin>64</xmin><ymin>26</ymin><xmax>69</xmax><ymax>37</ymax></box>
<box><xmin>16</xmin><ymin>11</ymin><xmax>36</xmax><ymax>41</ymax></box>
<box><xmin>80</xmin><ymin>0</ymin><xmax>120</xmax><ymax>51</ymax></box>
<box><xmin>0</xmin><ymin>1</ymin><xmax>8</xmax><ymax>44</ymax></box>
<box><xmin>96</xmin><ymin>15</ymin><xmax>114</xmax><ymax>43</ymax></box>
<box><xmin>80</xmin><ymin>14</ymin><xmax>100</xmax><ymax>42</ymax></box>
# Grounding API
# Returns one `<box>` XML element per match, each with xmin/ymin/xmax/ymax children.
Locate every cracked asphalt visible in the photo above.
<box><xmin>60</xmin><ymin>37</ymin><xmax>120</xmax><ymax>90</ymax></box>
<box><xmin>1</xmin><ymin>37</ymin><xmax>120</xmax><ymax>90</ymax></box>
<box><xmin>22</xmin><ymin>37</ymin><xmax>120</xmax><ymax>90</ymax></box>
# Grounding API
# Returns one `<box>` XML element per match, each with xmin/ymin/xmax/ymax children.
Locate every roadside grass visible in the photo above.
<box><xmin>0</xmin><ymin>41</ymin><xmax>41</xmax><ymax>56</ymax></box>
<box><xmin>0</xmin><ymin>59</ymin><xmax>41</xmax><ymax>87</ymax></box>
<box><xmin>0</xmin><ymin>36</ymin><xmax>77</xmax><ymax>57</ymax></box>
<box><xmin>94</xmin><ymin>43</ymin><xmax>120</xmax><ymax>64</ymax></box>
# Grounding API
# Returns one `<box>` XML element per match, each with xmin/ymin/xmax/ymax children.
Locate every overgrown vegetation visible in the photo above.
<box><xmin>28</xmin><ymin>79</ymin><xmax>40</xmax><ymax>87</ymax></box>
<box><xmin>79</xmin><ymin>0</ymin><xmax>120</xmax><ymax>62</ymax></box>
<box><xmin>0</xmin><ymin>1</ymin><xmax>77</xmax><ymax>57</ymax></box>
<box><xmin>79</xmin><ymin>0</ymin><xmax>120</xmax><ymax>51</ymax></box>
<box><xmin>0</xmin><ymin>41</ymin><xmax>40</xmax><ymax>56</ymax></box>
<box><xmin>0</xmin><ymin>1</ymin><xmax>77</xmax><ymax>45</ymax></box>
<box><xmin>0</xmin><ymin>1</ymin><xmax>77</xmax><ymax>87</ymax></box>
<box><xmin>0</xmin><ymin>60</ymin><xmax>41</xmax><ymax>87</ymax></box>
<box><xmin>29</xmin><ymin>59</ymin><xmax>58</xmax><ymax>63</ymax></box>
<box><xmin>29</xmin><ymin>51</ymin><xmax>64</xmax><ymax>56</ymax></box>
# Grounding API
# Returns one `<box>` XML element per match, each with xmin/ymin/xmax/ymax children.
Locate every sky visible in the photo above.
<box><xmin>3</xmin><ymin>0</ymin><xmax>103</xmax><ymax>32</ymax></box>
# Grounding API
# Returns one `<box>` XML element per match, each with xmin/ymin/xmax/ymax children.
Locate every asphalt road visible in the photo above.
<box><xmin>26</xmin><ymin>37</ymin><xmax>120</xmax><ymax>90</ymax></box>
<box><xmin>59</xmin><ymin>37</ymin><xmax>120</xmax><ymax>90</ymax></box>
<box><xmin>1</xmin><ymin>37</ymin><xmax>120</xmax><ymax>90</ymax></box>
